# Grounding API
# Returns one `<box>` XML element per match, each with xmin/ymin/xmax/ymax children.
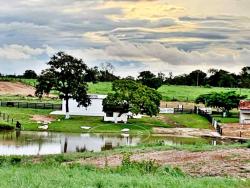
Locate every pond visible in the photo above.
<box><xmin>0</xmin><ymin>131</ymin><xmax>231</xmax><ymax>156</ymax></box>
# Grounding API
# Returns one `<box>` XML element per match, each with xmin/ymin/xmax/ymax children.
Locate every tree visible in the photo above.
<box><xmin>85</xmin><ymin>66</ymin><xmax>99</xmax><ymax>83</ymax></box>
<box><xmin>195</xmin><ymin>91</ymin><xmax>247</xmax><ymax>116</ymax></box>
<box><xmin>99</xmin><ymin>62</ymin><xmax>119</xmax><ymax>81</ymax></box>
<box><xmin>240</xmin><ymin>67</ymin><xmax>250</xmax><ymax>88</ymax></box>
<box><xmin>103</xmin><ymin>80</ymin><xmax>162</xmax><ymax>119</ymax></box>
<box><xmin>187</xmin><ymin>70</ymin><xmax>207</xmax><ymax>86</ymax></box>
<box><xmin>23</xmin><ymin>70</ymin><xmax>37</xmax><ymax>79</ymax></box>
<box><xmin>137</xmin><ymin>71</ymin><xmax>163</xmax><ymax>89</ymax></box>
<box><xmin>35</xmin><ymin>52</ymin><xmax>91</xmax><ymax>119</ymax></box>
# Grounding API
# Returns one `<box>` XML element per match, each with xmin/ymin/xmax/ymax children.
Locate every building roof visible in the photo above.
<box><xmin>239</xmin><ymin>100</ymin><xmax>250</xmax><ymax>110</ymax></box>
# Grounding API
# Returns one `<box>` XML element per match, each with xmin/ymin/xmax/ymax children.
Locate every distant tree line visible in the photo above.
<box><xmin>1</xmin><ymin>62</ymin><xmax>250</xmax><ymax>89</ymax></box>
<box><xmin>126</xmin><ymin>67</ymin><xmax>250</xmax><ymax>89</ymax></box>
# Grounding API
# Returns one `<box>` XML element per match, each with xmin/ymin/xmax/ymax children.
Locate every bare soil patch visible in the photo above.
<box><xmin>31</xmin><ymin>115</ymin><xmax>56</xmax><ymax>122</ymax></box>
<box><xmin>221</xmin><ymin>123</ymin><xmax>250</xmax><ymax>138</ymax></box>
<box><xmin>160</xmin><ymin>101</ymin><xmax>204</xmax><ymax>108</ymax></box>
<box><xmin>0</xmin><ymin>81</ymin><xmax>35</xmax><ymax>96</ymax></box>
<box><xmin>153</xmin><ymin>127</ymin><xmax>220</xmax><ymax>137</ymax></box>
<box><xmin>76</xmin><ymin>148</ymin><xmax>250</xmax><ymax>178</ymax></box>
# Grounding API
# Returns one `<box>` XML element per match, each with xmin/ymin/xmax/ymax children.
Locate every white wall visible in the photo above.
<box><xmin>240</xmin><ymin>110</ymin><xmax>250</xmax><ymax>124</ymax></box>
<box><xmin>104</xmin><ymin>112</ymin><xmax>128</xmax><ymax>123</ymax></box>
<box><xmin>51</xmin><ymin>95</ymin><xmax>106</xmax><ymax>116</ymax></box>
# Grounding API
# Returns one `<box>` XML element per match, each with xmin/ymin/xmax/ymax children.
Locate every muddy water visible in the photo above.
<box><xmin>0</xmin><ymin>131</ymin><xmax>223</xmax><ymax>156</ymax></box>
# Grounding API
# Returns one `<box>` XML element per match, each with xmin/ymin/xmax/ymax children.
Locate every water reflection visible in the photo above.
<box><xmin>0</xmin><ymin>131</ymin><xmax>224</xmax><ymax>156</ymax></box>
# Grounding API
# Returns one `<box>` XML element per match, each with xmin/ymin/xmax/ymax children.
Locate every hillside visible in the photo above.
<box><xmin>88</xmin><ymin>82</ymin><xmax>250</xmax><ymax>102</ymax></box>
<box><xmin>2</xmin><ymin>80</ymin><xmax>250</xmax><ymax>102</ymax></box>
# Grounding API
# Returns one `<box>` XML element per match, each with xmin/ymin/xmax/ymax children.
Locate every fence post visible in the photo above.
<box><xmin>18</xmin><ymin>102</ymin><xmax>19</xmax><ymax>108</ymax></box>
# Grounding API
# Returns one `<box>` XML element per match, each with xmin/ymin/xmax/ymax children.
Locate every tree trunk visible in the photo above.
<box><xmin>65</xmin><ymin>97</ymin><xmax>70</xmax><ymax>119</ymax></box>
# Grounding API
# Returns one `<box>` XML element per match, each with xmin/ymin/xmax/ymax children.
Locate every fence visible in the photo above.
<box><xmin>195</xmin><ymin>106</ymin><xmax>222</xmax><ymax>135</ymax></box>
<box><xmin>0</xmin><ymin>111</ymin><xmax>15</xmax><ymax>126</ymax></box>
<box><xmin>0</xmin><ymin>101</ymin><xmax>62</xmax><ymax>110</ymax></box>
<box><xmin>174</xmin><ymin>108</ymin><xmax>194</xmax><ymax>114</ymax></box>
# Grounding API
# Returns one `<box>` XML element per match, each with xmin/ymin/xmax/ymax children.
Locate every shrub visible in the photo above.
<box><xmin>10</xmin><ymin>157</ymin><xmax>22</xmax><ymax>165</ymax></box>
<box><xmin>162</xmin><ymin>166</ymin><xmax>185</xmax><ymax>177</ymax></box>
<box><xmin>119</xmin><ymin>153</ymin><xmax>160</xmax><ymax>174</ymax></box>
<box><xmin>0</xmin><ymin>123</ymin><xmax>14</xmax><ymax>130</ymax></box>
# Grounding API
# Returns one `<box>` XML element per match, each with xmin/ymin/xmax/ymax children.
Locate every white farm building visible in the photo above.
<box><xmin>50</xmin><ymin>94</ymin><xmax>131</xmax><ymax>123</ymax></box>
<box><xmin>51</xmin><ymin>94</ymin><xmax>106</xmax><ymax>116</ymax></box>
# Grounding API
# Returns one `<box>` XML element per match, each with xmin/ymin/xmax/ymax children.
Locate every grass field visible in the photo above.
<box><xmin>164</xmin><ymin>114</ymin><xmax>212</xmax><ymax>129</ymax></box>
<box><xmin>0</xmin><ymin>162</ymin><xmax>247</xmax><ymax>188</ymax></box>
<box><xmin>0</xmin><ymin>107</ymin><xmax>211</xmax><ymax>133</ymax></box>
<box><xmin>87</xmin><ymin>82</ymin><xmax>250</xmax><ymax>102</ymax></box>
<box><xmin>3</xmin><ymin>79</ymin><xmax>250</xmax><ymax>102</ymax></box>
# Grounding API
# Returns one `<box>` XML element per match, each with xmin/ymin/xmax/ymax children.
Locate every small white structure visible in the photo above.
<box><xmin>159</xmin><ymin>108</ymin><xmax>174</xmax><ymax>114</ymax></box>
<box><xmin>199</xmin><ymin>107</ymin><xmax>212</xmax><ymax>115</ymax></box>
<box><xmin>51</xmin><ymin>94</ymin><xmax>106</xmax><ymax>116</ymax></box>
<box><xmin>239</xmin><ymin>100</ymin><xmax>250</xmax><ymax>124</ymax></box>
<box><xmin>104</xmin><ymin>112</ymin><xmax>128</xmax><ymax>123</ymax></box>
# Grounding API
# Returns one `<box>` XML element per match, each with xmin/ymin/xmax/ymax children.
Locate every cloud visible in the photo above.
<box><xmin>0</xmin><ymin>0</ymin><xmax>250</xmax><ymax>76</ymax></box>
<box><xmin>0</xmin><ymin>44</ymin><xmax>46</xmax><ymax>60</ymax></box>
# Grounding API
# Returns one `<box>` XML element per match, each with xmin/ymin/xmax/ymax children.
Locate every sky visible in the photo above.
<box><xmin>1</xmin><ymin>0</ymin><xmax>250</xmax><ymax>77</ymax></box>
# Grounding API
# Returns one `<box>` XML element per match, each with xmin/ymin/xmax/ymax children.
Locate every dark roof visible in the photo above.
<box><xmin>239</xmin><ymin>100</ymin><xmax>250</xmax><ymax>110</ymax></box>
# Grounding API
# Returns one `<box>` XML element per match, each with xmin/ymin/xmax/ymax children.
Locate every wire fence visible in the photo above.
<box><xmin>0</xmin><ymin>101</ymin><xmax>62</xmax><ymax>110</ymax></box>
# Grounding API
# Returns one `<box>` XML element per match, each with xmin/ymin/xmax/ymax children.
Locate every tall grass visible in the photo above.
<box><xmin>0</xmin><ymin>154</ymin><xmax>248</xmax><ymax>188</ymax></box>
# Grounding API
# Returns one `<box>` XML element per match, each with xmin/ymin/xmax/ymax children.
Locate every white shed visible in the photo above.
<box><xmin>239</xmin><ymin>100</ymin><xmax>250</xmax><ymax>124</ymax></box>
<box><xmin>50</xmin><ymin>94</ymin><xmax>106</xmax><ymax>116</ymax></box>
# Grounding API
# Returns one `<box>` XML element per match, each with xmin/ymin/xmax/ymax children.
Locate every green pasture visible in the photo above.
<box><xmin>0</xmin><ymin>107</ymin><xmax>211</xmax><ymax>133</ymax></box>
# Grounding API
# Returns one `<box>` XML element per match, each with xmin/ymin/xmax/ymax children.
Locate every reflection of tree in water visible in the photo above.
<box><xmin>63</xmin><ymin>137</ymin><xmax>68</xmax><ymax>153</ymax></box>
<box><xmin>16</xmin><ymin>130</ymin><xmax>21</xmax><ymax>139</ymax></box>
<box><xmin>76</xmin><ymin>145</ymin><xmax>86</xmax><ymax>153</ymax></box>
<box><xmin>101</xmin><ymin>142</ymin><xmax>113</xmax><ymax>151</ymax></box>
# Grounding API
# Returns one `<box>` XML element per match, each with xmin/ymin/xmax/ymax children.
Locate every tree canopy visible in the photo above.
<box><xmin>195</xmin><ymin>91</ymin><xmax>247</xmax><ymax>115</ymax></box>
<box><xmin>23</xmin><ymin>70</ymin><xmax>37</xmax><ymax>79</ymax></box>
<box><xmin>35</xmin><ymin>52</ymin><xmax>91</xmax><ymax>119</ymax></box>
<box><xmin>103</xmin><ymin>80</ymin><xmax>162</xmax><ymax>117</ymax></box>
<box><xmin>137</xmin><ymin>71</ymin><xmax>164</xmax><ymax>89</ymax></box>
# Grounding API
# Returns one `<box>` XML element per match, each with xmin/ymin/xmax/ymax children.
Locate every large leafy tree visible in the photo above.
<box><xmin>23</xmin><ymin>70</ymin><xmax>37</xmax><ymax>79</ymax></box>
<box><xmin>137</xmin><ymin>71</ymin><xmax>163</xmax><ymax>89</ymax></box>
<box><xmin>103</xmin><ymin>80</ymin><xmax>162</xmax><ymax>119</ymax></box>
<box><xmin>35</xmin><ymin>52</ymin><xmax>91</xmax><ymax>119</ymax></box>
<box><xmin>195</xmin><ymin>91</ymin><xmax>247</xmax><ymax>116</ymax></box>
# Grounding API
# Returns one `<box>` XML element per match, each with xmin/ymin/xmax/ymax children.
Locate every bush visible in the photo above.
<box><xmin>0</xmin><ymin>123</ymin><xmax>14</xmax><ymax>130</ymax></box>
<box><xmin>162</xmin><ymin>166</ymin><xmax>185</xmax><ymax>177</ymax></box>
<box><xmin>204</xmin><ymin>84</ymin><xmax>212</xmax><ymax>88</ymax></box>
<box><xmin>247</xmin><ymin>141</ymin><xmax>250</xmax><ymax>148</ymax></box>
<box><xmin>10</xmin><ymin>157</ymin><xmax>22</xmax><ymax>165</ymax></box>
<box><xmin>119</xmin><ymin>153</ymin><xmax>160</xmax><ymax>174</ymax></box>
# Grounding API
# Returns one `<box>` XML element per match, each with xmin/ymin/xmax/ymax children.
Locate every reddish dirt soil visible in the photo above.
<box><xmin>153</xmin><ymin>127</ymin><xmax>220</xmax><ymax>137</ymax></box>
<box><xmin>74</xmin><ymin>148</ymin><xmax>250</xmax><ymax>178</ymax></box>
<box><xmin>222</xmin><ymin>123</ymin><xmax>250</xmax><ymax>138</ymax></box>
<box><xmin>0</xmin><ymin>81</ymin><xmax>35</xmax><ymax>96</ymax></box>
<box><xmin>160</xmin><ymin>101</ymin><xmax>205</xmax><ymax>108</ymax></box>
<box><xmin>31</xmin><ymin>115</ymin><xmax>56</xmax><ymax>122</ymax></box>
